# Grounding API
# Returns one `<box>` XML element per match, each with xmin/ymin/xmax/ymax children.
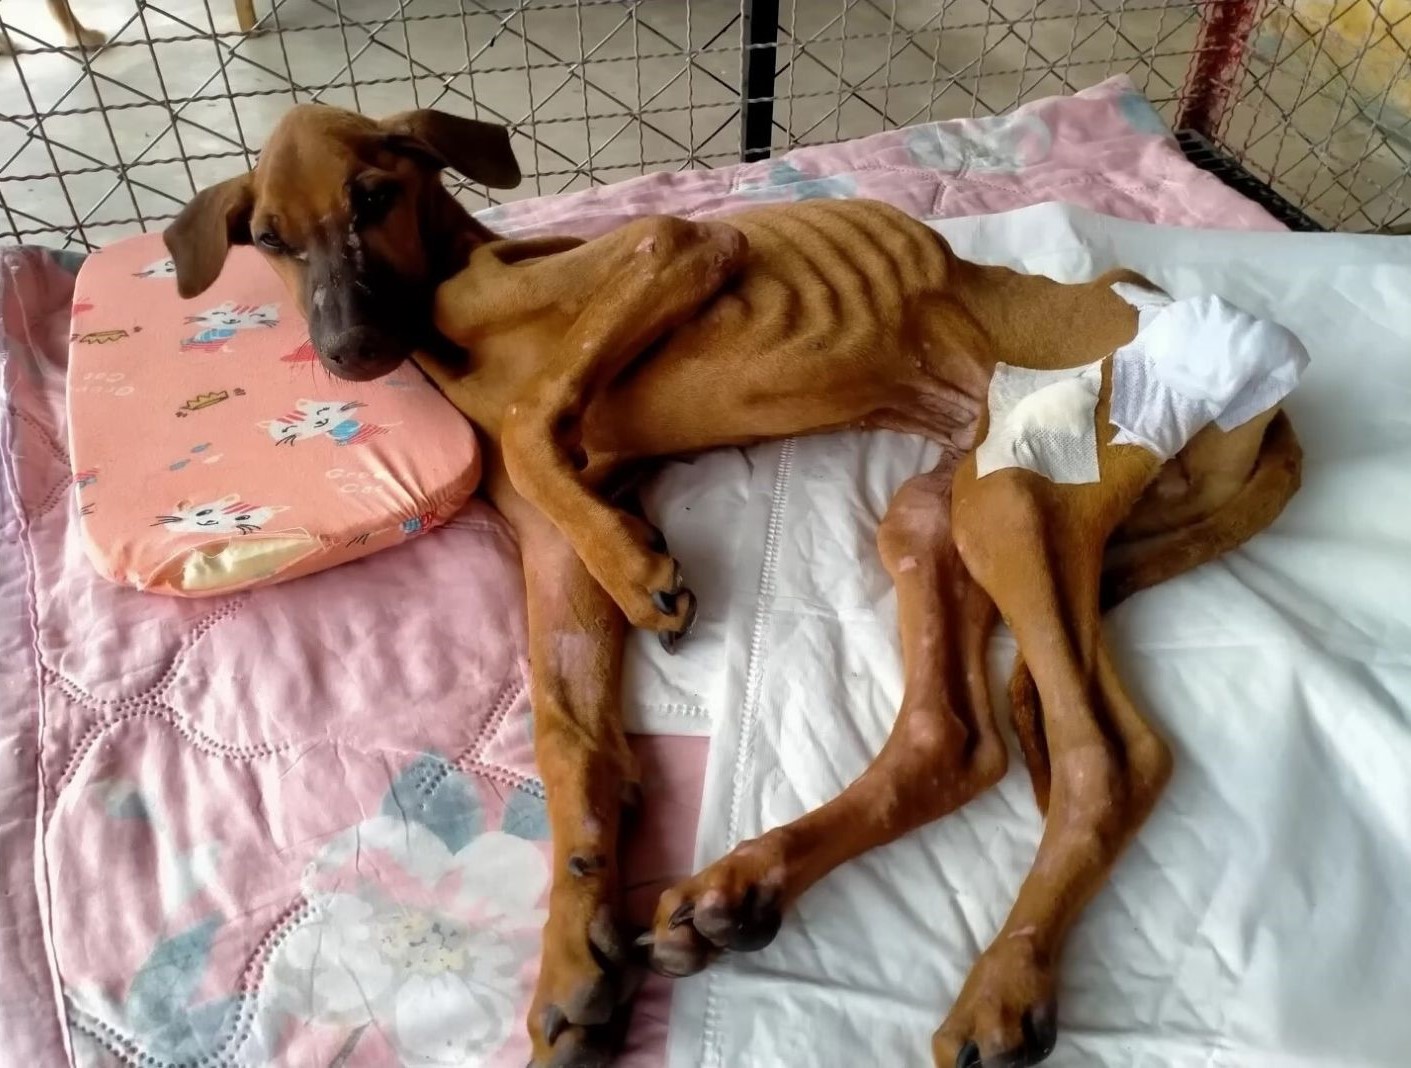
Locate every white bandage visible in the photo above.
<box><xmin>1108</xmin><ymin>284</ymin><xmax>1309</xmax><ymax>459</ymax></box>
<box><xmin>975</xmin><ymin>359</ymin><xmax>1104</xmax><ymax>483</ymax></box>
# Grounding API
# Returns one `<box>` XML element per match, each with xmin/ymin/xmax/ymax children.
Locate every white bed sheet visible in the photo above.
<box><xmin>657</xmin><ymin>204</ymin><xmax>1411</xmax><ymax>1068</ymax></box>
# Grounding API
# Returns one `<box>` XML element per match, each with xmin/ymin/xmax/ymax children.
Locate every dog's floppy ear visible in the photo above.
<box><xmin>381</xmin><ymin>109</ymin><xmax>521</xmax><ymax>190</ymax></box>
<box><xmin>163</xmin><ymin>174</ymin><xmax>254</xmax><ymax>299</ymax></box>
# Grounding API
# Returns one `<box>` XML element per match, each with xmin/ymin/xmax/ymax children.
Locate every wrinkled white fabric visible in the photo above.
<box><xmin>666</xmin><ymin>203</ymin><xmax>1411</xmax><ymax>1068</ymax></box>
<box><xmin>1108</xmin><ymin>285</ymin><xmax>1309</xmax><ymax>459</ymax></box>
<box><xmin>975</xmin><ymin>359</ymin><xmax>1103</xmax><ymax>482</ymax></box>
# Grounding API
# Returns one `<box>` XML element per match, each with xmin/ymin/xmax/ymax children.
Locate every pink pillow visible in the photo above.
<box><xmin>67</xmin><ymin>232</ymin><xmax>480</xmax><ymax>596</ymax></box>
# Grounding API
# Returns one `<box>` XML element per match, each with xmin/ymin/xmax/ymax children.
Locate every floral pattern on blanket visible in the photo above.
<box><xmin>1</xmin><ymin>74</ymin><xmax>1286</xmax><ymax>1068</ymax></box>
<box><xmin>64</xmin><ymin>753</ymin><xmax>549</xmax><ymax>1068</ymax></box>
<box><xmin>266</xmin><ymin>759</ymin><xmax>547</xmax><ymax>1067</ymax></box>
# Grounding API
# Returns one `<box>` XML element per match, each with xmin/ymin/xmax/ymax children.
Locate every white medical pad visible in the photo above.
<box><xmin>975</xmin><ymin>359</ymin><xmax>1104</xmax><ymax>483</ymax></box>
<box><xmin>1108</xmin><ymin>286</ymin><xmax>1309</xmax><ymax>459</ymax></box>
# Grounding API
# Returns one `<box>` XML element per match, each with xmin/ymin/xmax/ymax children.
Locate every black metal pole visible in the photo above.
<box><xmin>740</xmin><ymin>0</ymin><xmax>779</xmax><ymax>162</ymax></box>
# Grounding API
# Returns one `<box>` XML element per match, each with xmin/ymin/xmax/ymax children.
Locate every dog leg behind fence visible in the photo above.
<box><xmin>937</xmin><ymin>451</ymin><xmax>1173</xmax><ymax>1068</ymax></box>
<box><xmin>490</xmin><ymin>456</ymin><xmax>643</xmax><ymax>1068</ymax></box>
<box><xmin>46</xmin><ymin>0</ymin><xmax>106</xmax><ymax>48</ymax></box>
<box><xmin>645</xmin><ymin>459</ymin><xmax>1008</xmax><ymax>976</ymax></box>
<box><xmin>234</xmin><ymin>0</ymin><xmax>257</xmax><ymax>33</ymax></box>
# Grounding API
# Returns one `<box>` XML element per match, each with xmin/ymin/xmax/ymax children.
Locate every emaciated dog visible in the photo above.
<box><xmin>164</xmin><ymin>106</ymin><xmax>1302</xmax><ymax>1068</ymax></box>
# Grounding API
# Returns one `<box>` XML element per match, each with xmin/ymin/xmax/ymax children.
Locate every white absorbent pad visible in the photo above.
<box><xmin>620</xmin><ymin>448</ymin><xmax>751</xmax><ymax>735</ymax></box>
<box><xmin>975</xmin><ymin>359</ymin><xmax>1103</xmax><ymax>482</ymax></box>
<box><xmin>1108</xmin><ymin>285</ymin><xmax>1310</xmax><ymax>459</ymax></box>
<box><xmin>662</xmin><ymin>203</ymin><xmax>1411</xmax><ymax>1068</ymax></box>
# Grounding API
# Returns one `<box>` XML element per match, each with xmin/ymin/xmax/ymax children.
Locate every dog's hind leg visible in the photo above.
<box><xmin>491</xmin><ymin>457</ymin><xmax>644</xmax><ymax>1068</ymax></box>
<box><xmin>644</xmin><ymin>457</ymin><xmax>1009</xmax><ymax>977</ymax></box>
<box><xmin>934</xmin><ymin>449</ymin><xmax>1173</xmax><ymax>1068</ymax></box>
<box><xmin>1011</xmin><ymin>408</ymin><xmax>1301</xmax><ymax>813</ymax></box>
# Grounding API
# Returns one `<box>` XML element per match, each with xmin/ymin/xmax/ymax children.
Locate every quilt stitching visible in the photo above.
<box><xmin>699</xmin><ymin>437</ymin><xmax>795</xmax><ymax>1068</ymax></box>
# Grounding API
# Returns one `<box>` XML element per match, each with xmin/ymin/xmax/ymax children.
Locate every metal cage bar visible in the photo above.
<box><xmin>1</xmin><ymin>0</ymin><xmax>1406</xmax><ymax>246</ymax></box>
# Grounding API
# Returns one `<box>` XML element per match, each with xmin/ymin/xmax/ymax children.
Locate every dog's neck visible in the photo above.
<box><xmin>425</xmin><ymin>182</ymin><xmax>498</xmax><ymax>286</ymax></box>
<box><xmin>414</xmin><ymin>183</ymin><xmax>503</xmax><ymax>367</ymax></box>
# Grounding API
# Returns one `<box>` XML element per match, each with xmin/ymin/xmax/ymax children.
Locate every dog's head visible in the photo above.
<box><xmin>163</xmin><ymin>104</ymin><xmax>520</xmax><ymax>381</ymax></box>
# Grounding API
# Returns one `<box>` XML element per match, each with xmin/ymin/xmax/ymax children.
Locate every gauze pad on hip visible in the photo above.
<box><xmin>975</xmin><ymin>359</ymin><xmax>1104</xmax><ymax>483</ymax></box>
<box><xmin>1108</xmin><ymin>285</ymin><xmax>1309</xmax><ymax>459</ymax></box>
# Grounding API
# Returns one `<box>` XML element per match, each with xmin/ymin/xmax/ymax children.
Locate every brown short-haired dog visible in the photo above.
<box><xmin>165</xmin><ymin>105</ymin><xmax>1301</xmax><ymax>1068</ymax></box>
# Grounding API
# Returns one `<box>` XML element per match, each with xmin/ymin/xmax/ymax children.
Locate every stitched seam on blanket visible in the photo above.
<box><xmin>51</xmin><ymin>595</ymin><xmax>250</xmax><ymax>708</ymax></box>
<box><xmin>11</xmin><ymin>406</ymin><xmax>71</xmax><ymax>465</ymax></box>
<box><xmin>1</xmin><ymin>250</ymin><xmax>78</xmax><ymax>1066</ymax></box>
<box><xmin>448</xmin><ymin>676</ymin><xmax>544</xmax><ymax>796</ymax></box>
<box><xmin>67</xmin><ymin>894</ymin><xmax>317</xmax><ymax>1065</ymax></box>
<box><xmin>24</xmin><ymin>472</ymin><xmax>76</xmax><ymax>521</ymax></box>
<box><xmin>699</xmin><ymin>437</ymin><xmax>795</xmax><ymax>1068</ymax></box>
<box><xmin>629</xmin><ymin>701</ymin><xmax>709</xmax><ymax>719</ymax></box>
<box><xmin>51</xmin><ymin>676</ymin><xmax>296</xmax><ymax>789</ymax></box>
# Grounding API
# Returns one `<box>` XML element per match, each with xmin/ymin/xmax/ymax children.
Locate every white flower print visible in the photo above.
<box><xmin>266</xmin><ymin>819</ymin><xmax>547</xmax><ymax>1066</ymax></box>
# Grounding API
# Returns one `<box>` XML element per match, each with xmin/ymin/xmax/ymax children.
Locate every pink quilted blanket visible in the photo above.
<box><xmin>0</xmin><ymin>76</ymin><xmax>1279</xmax><ymax>1068</ymax></box>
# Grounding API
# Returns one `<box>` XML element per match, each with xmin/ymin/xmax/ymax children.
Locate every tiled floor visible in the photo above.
<box><xmin>1</xmin><ymin>0</ymin><xmax>1406</xmax><ymax>247</ymax></box>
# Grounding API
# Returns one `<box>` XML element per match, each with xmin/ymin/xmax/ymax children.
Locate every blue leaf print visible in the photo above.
<box><xmin>47</xmin><ymin>247</ymin><xmax>88</xmax><ymax>274</ymax></box>
<box><xmin>125</xmin><ymin>916</ymin><xmax>220</xmax><ymax>1034</ymax></box>
<box><xmin>473</xmin><ymin>204</ymin><xmax>511</xmax><ymax>228</ymax></box>
<box><xmin>738</xmin><ymin>162</ymin><xmax>858</xmax><ymax>202</ymax></box>
<box><xmin>905</xmin><ymin>114</ymin><xmax>1053</xmax><ymax>173</ymax></box>
<box><xmin>381</xmin><ymin>753</ymin><xmax>484</xmax><ymax>854</ymax></box>
<box><xmin>502</xmin><ymin>786</ymin><xmax>550</xmax><ymax>840</ymax></box>
<box><xmin>101</xmin><ymin>783</ymin><xmax>149</xmax><ymax>821</ymax></box>
<box><xmin>143</xmin><ymin>995</ymin><xmax>241</xmax><ymax>1063</ymax></box>
<box><xmin>1118</xmin><ymin>92</ymin><xmax>1172</xmax><ymax>137</ymax></box>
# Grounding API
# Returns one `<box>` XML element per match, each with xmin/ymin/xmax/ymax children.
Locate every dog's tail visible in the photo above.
<box><xmin>1010</xmin><ymin>409</ymin><xmax>1303</xmax><ymax>814</ymax></box>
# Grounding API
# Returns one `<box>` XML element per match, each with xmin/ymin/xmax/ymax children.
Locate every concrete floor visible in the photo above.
<box><xmin>1</xmin><ymin>0</ymin><xmax>1405</xmax><ymax>246</ymax></box>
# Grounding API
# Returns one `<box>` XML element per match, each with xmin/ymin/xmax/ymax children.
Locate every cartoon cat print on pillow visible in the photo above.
<box><xmin>134</xmin><ymin>258</ymin><xmax>176</xmax><ymax>279</ymax></box>
<box><xmin>153</xmin><ymin>494</ymin><xmax>287</xmax><ymax>536</ymax></box>
<box><xmin>262</xmin><ymin>400</ymin><xmax>392</xmax><ymax>447</ymax></box>
<box><xmin>180</xmin><ymin>302</ymin><xmax>279</xmax><ymax>352</ymax></box>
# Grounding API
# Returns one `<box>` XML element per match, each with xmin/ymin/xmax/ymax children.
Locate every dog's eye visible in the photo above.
<box><xmin>353</xmin><ymin>181</ymin><xmax>398</xmax><ymax>225</ymax></box>
<box><xmin>257</xmin><ymin>231</ymin><xmax>286</xmax><ymax>253</ymax></box>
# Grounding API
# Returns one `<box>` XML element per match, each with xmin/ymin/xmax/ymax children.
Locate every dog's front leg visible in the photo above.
<box><xmin>492</xmin><ymin>454</ymin><xmax>641</xmax><ymax>1067</ymax></box>
<box><xmin>501</xmin><ymin>216</ymin><xmax>747</xmax><ymax>645</ymax></box>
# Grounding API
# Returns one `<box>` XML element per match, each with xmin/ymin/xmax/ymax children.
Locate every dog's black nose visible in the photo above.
<box><xmin>318</xmin><ymin>325</ymin><xmax>403</xmax><ymax>381</ymax></box>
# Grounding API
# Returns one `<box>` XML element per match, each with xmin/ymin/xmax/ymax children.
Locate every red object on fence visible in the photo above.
<box><xmin>1179</xmin><ymin>0</ymin><xmax>1265</xmax><ymax>135</ymax></box>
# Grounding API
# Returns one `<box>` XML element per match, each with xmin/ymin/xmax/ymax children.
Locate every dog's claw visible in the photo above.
<box><xmin>657</xmin><ymin>589</ymin><xmax>698</xmax><ymax>653</ymax></box>
<box><xmin>956</xmin><ymin>1040</ymin><xmax>982</xmax><ymax>1068</ymax></box>
<box><xmin>651</xmin><ymin>589</ymin><xmax>677</xmax><ymax>615</ymax></box>
<box><xmin>1022</xmin><ymin>1003</ymin><xmax>1058</xmax><ymax>1061</ymax></box>
<box><xmin>667</xmin><ymin>901</ymin><xmax>695</xmax><ymax>929</ymax></box>
<box><xmin>543</xmin><ymin>1005</ymin><xmax>568</xmax><ymax>1045</ymax></box>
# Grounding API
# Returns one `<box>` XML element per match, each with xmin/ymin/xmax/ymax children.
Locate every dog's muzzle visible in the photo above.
<box><xmin>305</xmin><ymin>245</ymin><xmax>423</xmax><ymax>381</ymax></box>
<box><xmin>314</xmin><ymin>323</ymin><xmax>407</xmax><ymax>381</ymax></box>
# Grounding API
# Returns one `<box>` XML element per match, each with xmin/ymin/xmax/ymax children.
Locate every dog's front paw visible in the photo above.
<box><xmin>529</xmin><ymin>892</ymin><xmax>639</xmax><ymax>1068</ymax></box>
<box><xmin>591</xmin><ymin>517</ymin><xmax>698</xmax><ymax>650</ymax></box>
<box><xmin>932</xmin><ymin>937</ymin><xmax>1058</xmax><ymax>1068</ymax></box>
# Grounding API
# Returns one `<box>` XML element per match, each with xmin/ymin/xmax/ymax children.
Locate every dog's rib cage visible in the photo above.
<box><xmin>0</xmin><ymin>0</ymin><xmax>1407</xmax><ymax>248</ymax></box>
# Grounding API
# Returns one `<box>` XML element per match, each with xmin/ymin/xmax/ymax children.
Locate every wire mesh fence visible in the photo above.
<box><xmin>1</xmin><ymin>0</ymin><xmax>1407</xmax><ymax>249</ymax></box>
